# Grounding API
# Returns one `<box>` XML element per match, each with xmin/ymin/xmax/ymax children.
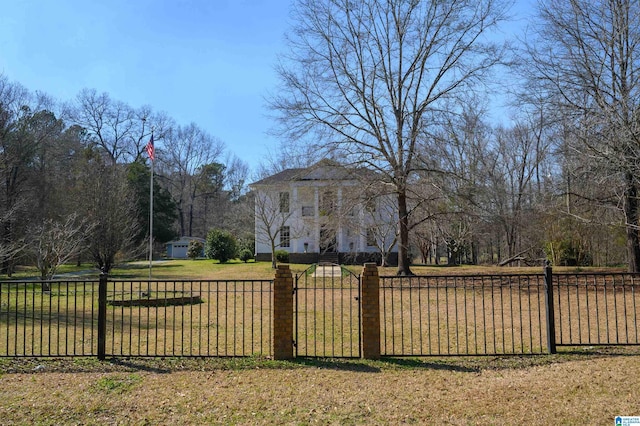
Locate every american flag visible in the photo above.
<box><xmin>145</xmin><ymin>135</ymin><xmax>155</xmax><ymax>161</ymax></box>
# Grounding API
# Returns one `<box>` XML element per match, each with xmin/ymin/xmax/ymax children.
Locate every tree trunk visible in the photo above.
<box><xmin>471</xmin><ymin>240</ymin><xmax>478</xmax><ymax>265</ymax></box>
<box><xmin>1</xmin><ymin>221</ymin><xmax>12</xmax><ymax>275</ymax></box>
<box><xmin>178</xmin><ymin>207</ymin><xmax>186</xmax><ymax>238</ymax></box>
<box><xmin>188</xmin><ymin>203</ymin><xmax>194</xmax><ymax>237</ymax></box>
<box><xmin>270</xmin><ymin>240</ymin><xmax>277</xmax><ymax>269</ymax></box>
<box><xmin>624</xmin><ymin>175</ymin><xmax>640</xmax><ymax>273</ymax></box>
<box><xmin>396</xmin><ymin>190</ymin><xmax>413</xmax><ymax>275</ymax></box>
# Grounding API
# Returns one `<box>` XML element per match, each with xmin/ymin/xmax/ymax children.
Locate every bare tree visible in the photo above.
<box><xmin>527</xmin><ymin>0</ymin><xmax>640</xmax><ymax>271</ymax></box>
<box><xmin>0</xmin><ymin>202</ymin><xmax>26</xmax><ymax>274</ymax></box>
<box><xmin>360</xmin><ymin>195</ymin><xmax>399</xmax><ymax>267</ymax></box>
<box><xmin>258</xmin><ymin>138</ymin><xmax>318</xmax><ymax>176</ymax></box>
<box><xmin>337</xmin><ymin>178</ymin><xmax>398</xmax><ymax>265</ymax></box>
<box><xmin>69</xmin><ymin>89</ymin><xmax>168</xmax><ymax>165</ymax></box>
<box><xmin>271</xmin><ymin>0</ymin><xmax>509</xmax><ymax>274</ymax></box>
<box><xmin>159</xmin><ymin>123</ymin><xmax>225</xmax><ymax>237</ymax></box>
<box><xmin>75</xmin><ymin>149</ymin><xmax>140</xmax><ymax>273</ymax></box>
<box><xmin>224</xmin><ymin>154</ymin><xmax>250</xmax><ymax>201</ymax></box>
<box><xmin>130</xmin><ymin>107</ymin><xmax>173</xmax><ymax>163</ymax></box>
<box><xmin>28</xmin><ymin>214</ymin><xmax>92</xmax><ymax>288</ymax></box>
<box><xmin>428</xmin><ymin>99</ymin><xmax>493</xmax><ymax>264</ymax></box>
<box><xmin>70</xmin><ymin>89</ymin><xmax>136</xmax><ymax>165</ymax></box>
<box><xmin>482</xmin><ymin>123</ymin><xmax>550</xmax><ymax>260</ymax></box>
<box><xmin>0</xmin><ymin>76</ymin><xmax>34</xmax><ymax>274</ymax></box>
<box><xmin>252</xmin><ymin>186</ymin><xmax>300</xmax><ymax>269</ymax></box>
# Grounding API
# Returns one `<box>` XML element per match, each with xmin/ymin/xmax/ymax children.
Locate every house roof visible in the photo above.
<box><xmin>167</xmin><ymin>236</ymin><xmax>205</xmax><ymax>245</ymax></box>
<box><xmin>250</xmin><ymin>159</ymin><xmax>377</xmax><ymax>186</ymax></box>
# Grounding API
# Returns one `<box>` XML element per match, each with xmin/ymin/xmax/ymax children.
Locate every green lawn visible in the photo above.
<box><xmin>4</xmin><ymin>259</ymin><xmax>301</xmax><ymax>281</ymax></box>
<box><xmin>5</xmin><ymin>258</ymin><xmax>623</xmax><ymax>282</ymax></box>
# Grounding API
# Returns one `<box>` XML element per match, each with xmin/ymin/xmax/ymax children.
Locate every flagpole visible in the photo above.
<box><xmin>148</xmin><ymin>130</ymin><xmax>155</xmax><ymax>283</ymax></box>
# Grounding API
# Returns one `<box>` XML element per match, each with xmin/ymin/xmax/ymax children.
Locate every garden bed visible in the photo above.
<box><xmin>107</xmin><ymin>291</ymin><xmax>203</xmax><ymax>307</ymax></box>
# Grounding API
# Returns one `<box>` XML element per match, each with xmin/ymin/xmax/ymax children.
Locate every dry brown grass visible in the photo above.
<box><xmin>1</xmin><ymin>262</ymin><xmax>640</xmax><ymax>424</ymax></box>
<box><xmin>0</xmin><ymin>353</ymin><xmax>639</xmax><ymax>425</ymax></box>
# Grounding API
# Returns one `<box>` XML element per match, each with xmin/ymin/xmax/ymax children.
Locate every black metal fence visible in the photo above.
<box><xmin>2</xmin><ymin>266</ymin><xmax>640</xmax><ymax>359</ymax></box>
<box><xmin>0</xmin><ymin>276</ymin><xmax>272</xmax><ymax>358</ymax></box>
<box><xmin>553</xmin><ymin>273</ymin><xmax>640</xmax><ymax>346</ymax></box>
<box><xmin>380</xmin><ymin>274</ymin><xmax>548</xmax><ymax>356</ymax></box>
<box><xmin>0</xmin><ymin>280</ymin><xmax>97</xmax><ymax>357</ymax></box>
<box><xmin>379</xmin><ymin>268</ymin><xmax>640</xmax><ymax>356</ymax></box>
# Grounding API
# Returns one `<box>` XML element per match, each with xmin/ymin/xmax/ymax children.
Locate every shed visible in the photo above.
<box><xmin>166</xmin><ymin>237</ymin><xmax>205</xmax><ymax>259</ymax></box>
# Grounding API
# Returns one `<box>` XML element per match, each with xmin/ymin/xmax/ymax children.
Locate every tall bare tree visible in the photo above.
<box><xmin>70</xmin><ymin>89</ymin><xmax>168</xmax><ymax>165</ymax></box>
<box><xmin>430</xmin><ymin>99</ymin><xmax>492</xmax><ymax>264</ymax></box>
<box><xmin>483</xmin><ymin>123</ymin><xmax>550</xmax><ymax>260</ymax></box>
<box><xmin>75</xmin><ymin>148</ymin><xmax>139</xmax><ymax>273</ymax></box>
<box><xmin>0</xmin><ymin>76</ymin><xmax>35</xmax><ymax>274</ymax></box>
<box><xmin>159</xmin><ymin>123</ymin><xmax>225</xmax><ymax>237</ymax></box>
<box><xmin>527</xmin><ymin>0</ymin><xmax>640</xmax><ymax>271</ymax></box>
<box><xmin>70</xmin><ymin>89</ymin><xmax>135</xmax><ymax>165</ymax></box>
<box><xmin>271</xmin><ymin>0</ymin><xmax>509</xmax><ymax>274</ymax></box>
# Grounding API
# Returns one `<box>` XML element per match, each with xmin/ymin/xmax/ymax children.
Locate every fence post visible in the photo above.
<box><xmin>273</xmin><ymin>264</ymin><xmax>294</xmax><ymax>360</ymax></box>
<box><xmin>544</xmin><ymin>261</ymin><xmax>557</xmax><ymax>354</ymax></box>
<box><xmin>97</xmin><ymin>271</ymin><xmax>107</xmax><ymax>360</ymax></box>
<box><xmin>360</xmin><ymin>262</ymin><xmax>380</xmax><ymax>360</ymax></box>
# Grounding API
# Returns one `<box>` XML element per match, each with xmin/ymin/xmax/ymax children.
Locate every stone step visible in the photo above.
<box><xmin>318</xmin><ymin>252</ymin><xmax>339</xmax><ymax>264</ymax></box>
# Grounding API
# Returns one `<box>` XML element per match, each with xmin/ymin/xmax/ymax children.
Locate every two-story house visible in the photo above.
<box><xmin>249</xmin><ymin>159</ymin><xmax>398</xmax><ymax>265</ymax></box>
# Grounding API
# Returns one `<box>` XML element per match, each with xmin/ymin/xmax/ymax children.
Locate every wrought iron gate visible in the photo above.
<box><xmin>294</xmin><ymin>264</ymin><xmax>361</xmax><ymax>357</ymax></box>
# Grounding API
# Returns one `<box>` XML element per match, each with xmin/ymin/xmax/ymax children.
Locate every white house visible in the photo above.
<box><xmin>249</xmin><ymin>160</ymin><xmax>398</xmax><ymax>265</ymax></box>
<box><xmin>166</xmin><ymin>236</ymin><xmax>205</xmax><ymax>259</ymax></box>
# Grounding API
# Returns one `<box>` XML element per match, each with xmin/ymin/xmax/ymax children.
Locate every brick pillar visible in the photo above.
<box><xmin>360</xmin><ymin>262</ymin><xmax>380</xmax><ymax>359</ymax></box>
<box><xmin>273</xmin><ymin>264</ymin><xmax>294</xmax><ymax>360</ymax></box>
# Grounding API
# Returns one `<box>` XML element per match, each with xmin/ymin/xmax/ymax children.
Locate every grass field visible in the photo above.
<box><xmin>7</xmin><ymin>258</ymin><xmax>621</xmax><ymax>281</ymax></box>
<box><xmin>1</xmin><ymin>260</ymin><xmax>639</xmax><ymax>424</ymax></box>
<box><xmin>0</xmin><ymin>351</ymin><xmax>639</xmax><ymax>425</ymax></box>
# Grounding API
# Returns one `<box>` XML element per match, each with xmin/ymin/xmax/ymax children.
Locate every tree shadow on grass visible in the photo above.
<box><xmin>290</xmin><ymin>357</ymin><xmax>382</xmax><ymax>372</ymax></box>
<box><xmin>378</xmin><ymin>357</ymin><xmax>481</xmax><ymax>373</ymax></box>
<box><xmin>558</xmin><ymin>346</ymin><xmax>640</xmax><ymax>357</ymax></box>
<box><xmin>284</xmin><ymin>348</ymin><xmax>640</xmax><ymax>374</ymax></box>
<box><xmin>107</xmin><ymin>358</ymin><xmax>172</xmax><ymax>374</ymax></box>
<box><xmin>289</xmin><ymin>357</ymin><xmax>480</xmax><ymax>373</ymax></box>
<box><xmin>3</xmin><ymin>347</ymin><xmax>637</xmax><ymax>375</ymax></box>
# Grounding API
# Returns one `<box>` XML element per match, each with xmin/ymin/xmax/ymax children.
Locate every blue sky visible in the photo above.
<box><xmin>0</xmin><ymin>0</ymin><xmax>291</xmax><ymax>170</ymax></box>
<box><xmin>0</xmin><ymin>0</ymin><xmax>533</xmax><ymax>172</ymax></box>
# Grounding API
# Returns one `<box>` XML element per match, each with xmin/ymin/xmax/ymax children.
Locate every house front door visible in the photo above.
<box><xmin>319</xmin><ymin>227</ymin><xmax>337</xmax><ymax>253</ymax></box>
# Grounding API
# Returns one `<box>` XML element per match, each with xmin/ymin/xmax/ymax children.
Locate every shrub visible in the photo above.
<box><xmin>237</xmin><ymin>237</ymin><xmax>255</xmax><ymax>256</ymax></box>
<box><xmin>187</xmin><ymin>240</ymin><xmax>204</xmax><ymax>260</ymax></box>
<box><xmin>274</xmin><ymin>249</ymin><xmax>289</xmax><ymax>263</ymax></box>
<box><xmin>544</xmin><ymin>238</ymin><xmax>592</xmax><ymax>267</ymax></box>
<box><xmin>205</xmin><ymin>229</ymin><xmax>238</xmax><ymax>263</ymax></box>
<box><xmin>239</xmin><ymin>248</ymin><xmax>254</xmax><ymax>263</ymax></box>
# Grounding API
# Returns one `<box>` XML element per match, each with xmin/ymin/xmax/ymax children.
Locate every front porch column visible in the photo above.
<box><xmin>292</xmin><ymin>186</ymin><xmax>299</xmax><ymax>252</ymax></box>
<box><xmin>314</xmin><ymin>186</ymin><xmax>320</xmax><ymax>251</ymax></box>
